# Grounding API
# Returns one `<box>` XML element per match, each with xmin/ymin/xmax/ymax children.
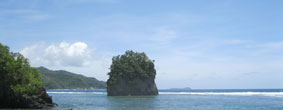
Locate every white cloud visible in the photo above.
<box><xmin>258</xmin><ymin>42</ymin><xmax>283</xmax><ymax>49</ymax></box>
<box><xmin>21</xmin><ymin>41</ymin><xmax>93</xmax><ymax>67</ymax></box>
<box><xmin>0</xmin><ymin>9</ymin><xmax>52</xmax><ymax>21</ymax></box>
<box><xmin>0</xmin><ymin>9</ymin><xmax>38</xmax><ymax>14</ymax></box>
<box><xmin>24</xmin><ymin>14</ymin><xmax>52</xmax><ymax>21</ymax></box>
<box><xmin>20</xmin><ymin>42</ymin><xmax>113</xmax><ymax>81</ymax></box>
<box><xmin>64</xmin><ymin>0</ymin><xmax>120</xmax><ymax>4</ymax></box>
<box><xmin>150</xmin><ymin>27</ymin><xmax>177</xmax><ymax>45</ymax></box>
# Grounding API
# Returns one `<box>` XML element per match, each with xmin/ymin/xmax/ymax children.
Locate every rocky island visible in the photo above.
<box><xmin>107</xmin><ymin>50</ymin><xmax>158</xmax><ymax>96</ymax></box>
<box><xmin>0</xmin><ymin>43</ymin><xmax>56</xmax><ymax>109</ymax></box>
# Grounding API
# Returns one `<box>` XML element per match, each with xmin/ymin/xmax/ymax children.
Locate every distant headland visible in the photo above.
<box><xmin>38</xmin><ymin>67</ymin><xmax>106</xmax><ymax>89</ymax></box>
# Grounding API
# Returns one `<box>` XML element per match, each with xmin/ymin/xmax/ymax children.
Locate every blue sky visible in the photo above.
<box><xmin>1</xmin><ymin>0</ymin><xmax>283</xmax><ymax>89</ymax></box>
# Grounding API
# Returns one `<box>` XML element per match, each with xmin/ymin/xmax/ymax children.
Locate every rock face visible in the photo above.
<box><xmin>107</xmin><ymin>50</ymin><xmax>159</xmax><ymax>96</ymax></box>
<box><xmin>0</xmin><ymin>87</ymin><xmax>57</xmax><ymax>109</ymax></box>
<box><xmin>107</xmin><ymin>76</ymin><xmax>158</xmax><ymax>96</ymax></box>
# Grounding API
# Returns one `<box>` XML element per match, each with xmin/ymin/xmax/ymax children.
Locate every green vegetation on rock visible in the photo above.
<box><xmin>107</xmin><ymin>50</ymin><xmax>158</xmax><ymax>96</ymax></box>
<box><xmin>39</xmin><ymin>67</ymin><xmax>106</xmax><ymax>89</ymax></box>
<box><xmin>0</xmin><ymin>43</ymin><xmax>56</xmax><ymax>108</ymax></box>
<box><xmin>107</xmin><ymin>50</ymin><xmax>156</xmax><ymax>85</ymax></box>
<box><xmin>0</xmin><ymin>43</ymin><xmax>43</xmax><ymax>95</ymax></box>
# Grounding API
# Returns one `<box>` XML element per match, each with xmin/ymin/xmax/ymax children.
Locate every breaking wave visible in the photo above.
<box><xmin>47</xmin><ymin>91</ymin><xmax>283</xmax><ymax>97</ymax></box>
<box><xmin>47</xmin><ymin>92</ymin><xmax>106</xmax><ymax>94</ymax></box>
<box><xmin>159</xmin><ymin>92</ymin><xmax>283</xmax><ymax>97</ymax></box>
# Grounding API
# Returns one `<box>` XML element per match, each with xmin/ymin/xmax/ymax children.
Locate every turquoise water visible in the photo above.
<box><xmin>48</xmin><ymin>89</ymin><xmax>283</xmax><ymax>110</ymax></box>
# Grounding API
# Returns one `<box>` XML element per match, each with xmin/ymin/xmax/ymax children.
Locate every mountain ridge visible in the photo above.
<box><xmin>38</xmin><ymin>67</ymin><xmax>106</xmax><ymax>89</ymax></box>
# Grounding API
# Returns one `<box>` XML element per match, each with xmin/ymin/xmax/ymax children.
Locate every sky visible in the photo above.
<box><xmin>1</xmin><ymin>0</ymin><xmax>283</xmax><ymax>89</ymax></box>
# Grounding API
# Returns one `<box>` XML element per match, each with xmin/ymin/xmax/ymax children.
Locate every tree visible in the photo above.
<box><xmin>0</xmin><ymin>43</ymin><xmax>42</xmax><ymax>95</ymax></box>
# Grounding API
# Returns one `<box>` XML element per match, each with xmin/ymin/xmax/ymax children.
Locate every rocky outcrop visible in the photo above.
<box><xmin>0</xmin><ymin>87</ymin><xmax>57</xmax><ymax>109</ymax></box>
<box><xmin>106</xmin><ymin>50</ymin><xmax>159</xmax><ymax>96</ymax></box>
<box><xmin>107</xmin><ymin>76</ymin><xmax>158</xmax><ymax>96</ymax></box>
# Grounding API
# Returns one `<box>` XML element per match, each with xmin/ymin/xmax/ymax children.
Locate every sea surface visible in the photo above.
<box><xmin>48</xmin><ymin>89</ymin><xmax>283</xmax><ymax>110</ymax></box>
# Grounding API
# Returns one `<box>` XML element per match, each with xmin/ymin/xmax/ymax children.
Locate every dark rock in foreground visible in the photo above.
<box><xmin>0</xmin><ymin>88</ymin><xmax>57</xmax><ymax>109</ymax></box>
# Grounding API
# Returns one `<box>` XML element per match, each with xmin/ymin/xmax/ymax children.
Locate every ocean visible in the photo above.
<box><xmin>48</xmin><ymin>89</ymin><xmax>283</xmax><ymax>110</ymax></box>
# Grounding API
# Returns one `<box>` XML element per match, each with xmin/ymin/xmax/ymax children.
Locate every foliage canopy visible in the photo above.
<box><xmin>0</xmin><ymin>43</ymin><xmax>42</xmax><ymax>94</ymax></box>
<box><xmin>107</xmin><ymin>50</ymin><xmax>156</xmax><ymax>85</ymax></box>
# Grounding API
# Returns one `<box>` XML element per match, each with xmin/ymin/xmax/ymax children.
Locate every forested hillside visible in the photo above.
<box><xmin>38</xmin><ymin>67</ymin><xmax>106</xmax><ymax>89</ymax></box>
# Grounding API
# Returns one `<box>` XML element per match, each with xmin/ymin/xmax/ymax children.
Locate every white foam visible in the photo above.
<box><xmin>47</xmin><ymin>91</ymin><xmax>283</xmax><ymax>97</ymax></box>
<box><xmin>159</xmin><ymin>92</ymin><xmax>283</xmax><ymax>97</ymax></box>
<box><xmin>47</xmin><ymin>92</ymin><xmax>106</xmax><ymax>94</ymax></box>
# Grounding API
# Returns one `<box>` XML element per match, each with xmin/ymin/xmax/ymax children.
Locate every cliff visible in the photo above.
<box><xmin>107</xmin><ymin>76</ymin><xmax>158</xmax><ymax>96</ymax></box>
<box><xmin>107</xmin><ymin>50</ymin><xmax>158</xmax><ymax>96</ymax></box>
